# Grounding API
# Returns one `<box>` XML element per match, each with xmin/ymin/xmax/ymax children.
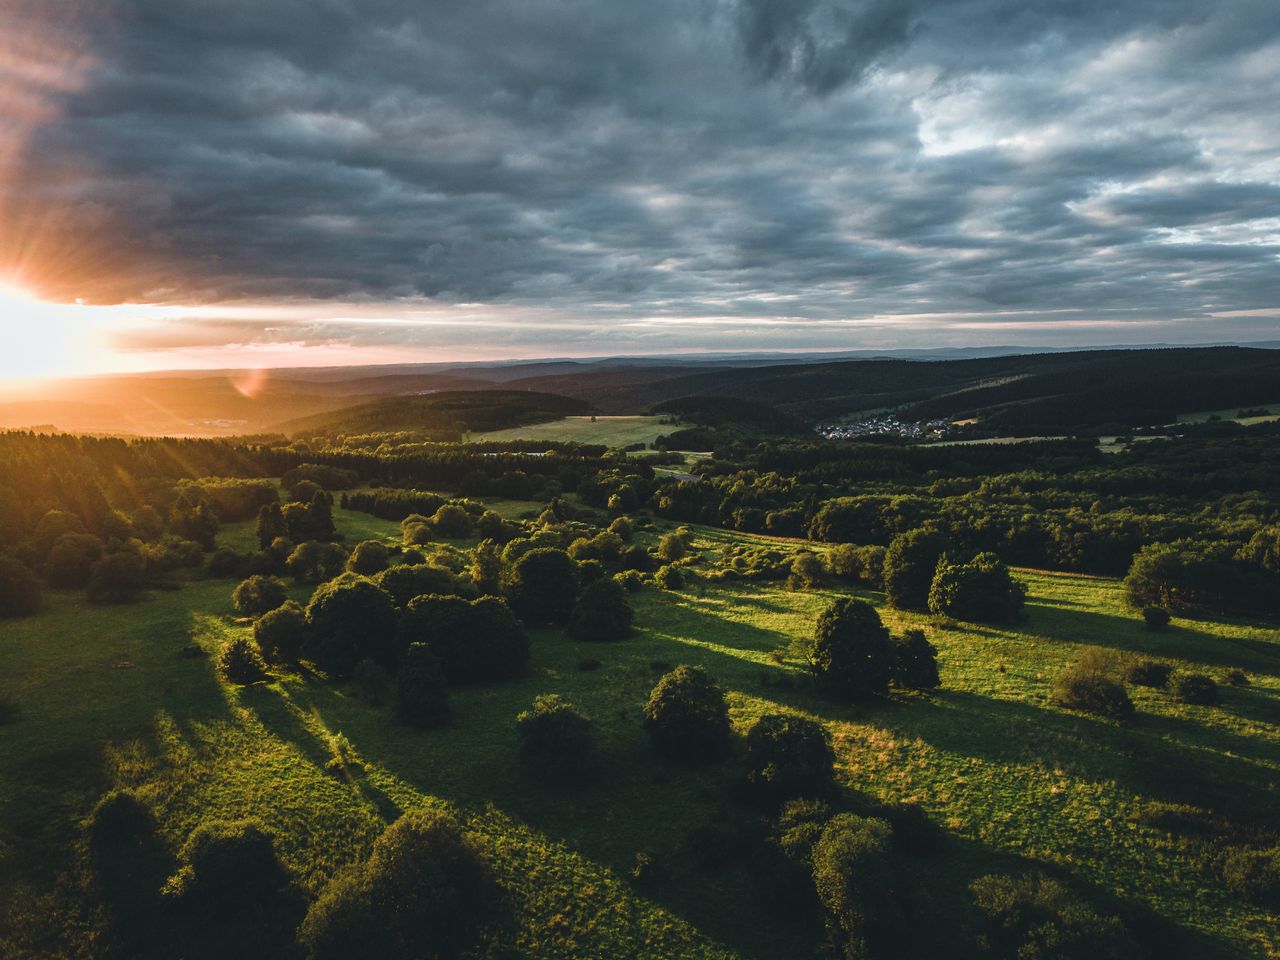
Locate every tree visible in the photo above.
<box><xmin>396</xmin><ymin>644</ymin><xmax>450</xmax><ymax>727</ymax></box>
<box><xmin>883</xmin><ymin>530</ymin><xmax>948</xmax><ymax>611</ymax></box>
<box><xmin>168</xmin><ymin>820</ymin><xmax>292</xmax><ymax>914</ymax></box>
<box><xmin>286</xmin><ymin>541</ymin><xmax>348</xmax><ymax>584</ymax></box>
<box><xmin>219</xmin><ymin>636</ymin><xmax>267</xmax><ymax>684</ymax></box>
<box><xmin>0</xmin><ymin>555</ymin><xmax>42</xmax><ymax>618</ymax></box>
<box><xmin>255</xmin><ymin>502</ymin><xmax>288</xmax><ymax>550</ymax></box>
<box><xmin>43</xmin><ymin>533</ymin><xmax>104</xmax><ymax>588</ymax></box>
<box><xmin>346</xmin><ymin>540</ymin><xmax>390</xmax><ymax>576</ymax></box>
<box><xmin>504</xmin><ymin>548</ymin><xmax>578</xmax><ymax>625</ymax></box>
<box><xmin>744</xmin><ymin>713</ymin><xmax>835</xmax><ymax>806</ymax></box>
<box><xmin>812</xmin><ymin>814</ymin><xmax>900</xmax><ymax>960</ymax></box>
<box><xmin>1052</xmin><ymin>650</ymin><xmax>1134</xmax><ymax>722</ymax></box>
<box><xmin>170</xmin><ymin>490</ymin><xmax>220</xmax><ymax>551</ymax></box>
<box><xmin>656</xmin><ymin>532</ymin><xmax>688</xmax><ymax>562</ymax></box>
<box><xmin>643</xmin><ymin>665</ymin><xmax>731</xmax><ymax>763</ymax></box>
<box><xmin>231</xmin><ymin>575</ymin><xmax>289</xmax><ymax>617</ymax></box>
<box><xmin>304</xmin><ymin>574</ymin><xmax>399</xmax><ymax>677</ymax></box>
<box><xmin>87</xmin><ymin>553</ymin><xmax>147</xmax><ymax>604</ymax></box>
<box><xmin>398</xmin><ymin>595</ymin><xmax>529</xmax><ymax>683</ymax></box>
<box><xmin>470</xmin><ymin>539</ymin><xmax>503</xmax><ymax>595</ymax></box>
<box><xmin>567</xmin><ymin>578</ymin><xmax>633</xmax><ymax>642</ymax></box>
<box><xmin>298</xmin><ymin>810</ymin><xmax>498</xmax><ymax>960</ymax></box>
<box><xmin>892</xmin><ymin>629</ymin><xmax>940</xmax><ymax>690</ymax></box>
<box><xmin>516</xmin><ymin>694</ymin><xmax>595</xmax><ymax>781</ymax></box>
<box><xmin>254</xmin><ymin>600</ymin><xmax>308</xmax><ymax>663</ymax></box>
<box><xmin>928</xmin><ymin>552</ymin><xmax>1026</xmax><ymax>623</ymax></box>
<box><xmin>375</xmin><ymin>563</ymin><xmax>471</xmax><ymax>608</ymax></box>
<box><xmin>430</xmin><ymin>503</ymin><xmax>473</xmax><ymax>539</ymax></box>
<box><xmin>809</xmin><ymin>598</ymin><xmax>894</xmax><ymax>699</ymax></box>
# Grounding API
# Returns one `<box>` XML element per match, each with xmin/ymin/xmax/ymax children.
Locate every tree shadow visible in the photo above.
<box><xmin>1023</xmin><ymin>601</ymin><xmax>1280</xmax><ymax>676</ymax></box>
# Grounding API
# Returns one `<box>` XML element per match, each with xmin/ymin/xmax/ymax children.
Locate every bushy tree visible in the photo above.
<box><xmin>398</xmin><ymin>595</ymin><xmax>529</xmax><ymax>683</ymax></box>
<box><xmin>470</xmin><ymin>539</ymin><xmax>503</xmax><ymax>595</ymax></box>
<box><xmin>970</xmin><ymin>872</ymin><xmax>1138</xmax><ymax>960</ymax></box>
<box><xmin>375</xmin><ymin>563</ymin><xmax>471</xmax><ymax>608</ymax></box>
<box><xmin>644</xmin><ymin>665</ymin><xmax>731</xmax><ymax>763</ymax></box>
<box><xmin>656</xmin><ymin>532</ymin><xmax>688</xmax><ymax>562</ymax></box>
<box><xmin>168</xmin><ymin>820</ymin><xmax>291</xmax><ymax>914</ymax></box>
<box><xmin>516</xmin><ymin>694</ymin><xmax>595</xmax><ymax>781</ymax></box>
<box><xmin>812</xmin><ymin>814</ymin><xmax>900</xmax><ymax>960</ymax></box>
<box><xmin>1052</xmin><ymin>650</ymin><xmax>1134</xmax><ymax>722</ymax></box>
<box><xmin>87</xmin><ymin>553</ymin><xmax>147</xmax><ymax>604</ymax></box>
<box><xmin>654</xmin><ymin>563</ymin><xmax>685</xmax><ymax>590</ymax></box>
<box><xmin>43</xmin><ymin>532</ymin><xmax>104</xmax><ymax>588</ymax></box>
<box><xmin>346</xmin><ymin>540</ymin><xmax>390</xmax><ymax>576</ymax></box>
<box><xmin>286</xmin><ymin>540</ymin><xmax>348</xmax><ymax>584</ymax></box>
<box><xmin>431</xmin><ymin>503</ymin><xmax>473</xmax><ymax>539</ymax></box>
<box><xmin>0</xmin><ymin>555</ymin><xmax>42</xmax><ymax>618</ymax></box>
<box><xmin>567</xmin><ymin>577</ymin><xmax>633</xmax><ymax>642</ymax></box>
<box><xmin>892</xmin><ymin>629</ymin><xmax>940</xmax><ymax>690</ymax></box>
<box><xmin>789</xmin><ymin>552</ymin><xmax>827</xmax><ymax>589</ymax></box>
<box><xmin>304</xmin><ymin>574</ymin><xmax>399</xmax><ymax>677</ymax></box>
<box><xmin>828</xmin><ymin>544</ymin><xmax>886</xmax><ymax>587</ymax></box>
<box><xmin>809</xmin><ymin>598</ymin><xmax>894</xmax><ymax>699</ymax></box>
<box><xmin>231</xmin><ymin>574</ymin><xmax>288</xmax><ymax>616</ymax></box>
<box><xmin>254</xmin><ymin>600</ymin><xmax>308</xmax><ymax>664</ymax></box>
<box><xmin>744</xmin><ymin>713</ymin><xmax>835</xmax><ymax>806</ymax></box>
<box><xmin>219</xmin><ymin>635</ymin><xmax>267</xmax><ymax>684</ymax></box>
<box><xmin>170</xmin><ymin>491</ymin><xmax>220</xmax><ymax>551</ymax></box>
<box><xmin>396</xmin><ymin>644</ymin><xmax>450</xmax><ymax>727</ymax></box>
<box><xmin>883</xmin><ymin>530</ymin><xmax>948</xmax><ymax>611</ymax></box>
<box><xmin>928</xmin><ymin>552</ymin><xmax>1026</xmax><ymax>623</ymax></box>
<box><xmin>1171</xmin><ymin>672</ymin><xmax>1219</xmax><ymax>706</ymax></box>
<box><xmin>298</xmin><ymin>810</ymin><xmax>498</xmax><ymax>960</ymax></box>
<box><xmin>504</xmin><ymin>548</ymin><xmax>578</xmax><ymax>625</ymax></box>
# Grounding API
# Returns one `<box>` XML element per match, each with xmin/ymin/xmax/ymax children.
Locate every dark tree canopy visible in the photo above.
<box><xmin>304</xmin><ymin>574</ymin><xmax>399</xmax><ymax>677</ymax></box>
<box><xmin>567</xmin><ymin>577</ymin><xmax>633</xmax><ymax>642</ymax></box>
<box><xmin>643</xmin><ymin>665</ymin><xmax>731</xmax><ymax>764</ymax></box>
<box><xmin>504</xmin><ymin>548</ymin><xmax>578</xmax><ymax>625</ymax></box>
<box><xmin>809</xmin><ymin>598</ymin><xmax>894</xmax><ymax>699</ymax></box>
<box><xmin>883</xmin><ymin>529</ymin><xmax>949</xmax><ymax>611</ymax></box>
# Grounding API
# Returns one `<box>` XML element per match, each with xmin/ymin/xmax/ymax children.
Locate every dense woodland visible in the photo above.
<box><xmin>2</xmin><ymin>388</ymin><xmax>1279</xmax><ymax>959</ymax></box>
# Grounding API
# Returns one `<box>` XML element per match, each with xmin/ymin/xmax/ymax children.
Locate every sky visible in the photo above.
<box><xmin>1</xmin><ymin>0</ymin><xmax>1279</xmax><ymax>377</ymax></box>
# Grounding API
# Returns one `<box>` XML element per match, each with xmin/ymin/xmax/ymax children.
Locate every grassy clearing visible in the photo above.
<box><xmin>1</xmin><ymin>514</ymin><xmax>1278</xmax><ymax>958</ymax></box>
<box><xmin>1176</xmin><ymin>403</ymin><xmax>1280</xmax><ymax>426</ymax></box>
<box><xmin>469</xmin><ymin>415</ymin><xmax>674</xmax><ymax>448</ymax></box>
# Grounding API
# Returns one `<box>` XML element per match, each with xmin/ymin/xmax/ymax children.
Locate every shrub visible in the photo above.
<box><xmin>286</xmin><ymin>540</ymin><xmax>348</xmax><ymax>584</ymax></box>
<box><xmin>892</xmin><ymin>629</ymin><xmax>940</xmax><ymax>690</ymax></box>
<box><xmin>828</xmin><ymin>543</ymin><xmax>886</xmax><ymax>587</ymax></box>
<box><xmin>654</xmin><ymin>563</ymin><xmax>685</xmax><ymax>590</ymax></box>
<box><xmin>219</xmin><ymin>636</ymin><xmax>267</xmax><ymax>684</ymax></box>
<box><xmin>516</xmin><ymin>694</ymin><xmax>595</xmax><ymax>781</ymax></box>
<box><xmin>811</xmin><ymin>814</ymin><xmax>900</xmax><ymax>960</ymax></box>
<box><xmin>169</xmin><ymin>820</ymin><xmax>291</xmax><ymax>913</ymax></box>
<box><xmin>206</xmin><ymin>547</ymin><xmax>252</xmax><ymax>579</ymax></box>
<box><xmin>1221</xmin><ymin>845</ymin><xmax>1280</xmax><ymax>906</ymax></box>
<box><xmin>614</xmin><ymin>569</ymin><xmax>645</xmax><ymax>592</ymax></box>
<box><xmin>399</xmin><ymin>595</ymin><xmax>529</xmax><ymax>683</ymax></box>
<box><xmin>87</xmin><ymin>553</ymin><xmax>147</xmax><ymax>604</ymax></box>
<box><xmin>375</xmin><ymin>563</ymin><xmax>471</xmax><ymax>608</ymax></box>
<box><xmin>88</xmin><ymin>790</ymin><xmax>156</xmax><ymax>854</ymax></box>
<box><xmin>744</xmin><ymin>713</ymin><xmax>835</xmax><ymax>806</ymax></box>
<box><xmin>298</xmin><ymin>810</ymin><xmax>497</xmax><ymax>960</ymax></box>
<box><xmin>304</xmin><ymin>574</ymin><xmax>399</xmax><ymax>678</ymax></box>
<box><xmin>883</xmin><ymin>529</ymin><xmax>948</xmax><ymax>611</ymax></box>
<box><xmin>1052</xmin><ymin>651</ymin><xmax>1134</xmax><ymax>722</ymax></box>
<box><xmin>809</xmin><ymin>597</ymin><xmax>894</xmax><ymax>699</ymax></box>
<box><xmin>0</xmin><ymin>555</ymin><xmax>42</xmax><ymax>618</ymax></box>
<box><xmin>503</xmin><ymin>548</ymin><xmax>578</xmax><ymax>625</ymax></box>
<box><xmin>970</xmin><ymin>872</ymin><xmax>1138</xmax><ymax>960</ymax></box>
<box><xmin>567</xmin><ymin>577</ymin><xmax>634</xmax><ymax>642</ymax></box>
<box><xmin>1142</xmin><ymin>606</ymin><xmax>1171</xmax><ymax>631</ymax></box>
<box><xmin>469</xmin><ymin>539</ymin><xmax>503</xmax><ymax>595</ymax></box>
<box><xmin>1124</xmin><ymin>659</ymin><xmax>1172</xmax><ymax>688</ymax></box>
<box><xmin>253</xmin><ymin>600</ymin><xmax>308</xmax><ymax>664</ymax></box>
<box><xmin>1171</xmin><ymin>672</ymin><xmax>1219</xmax><ymax>706</ymax></box>
<box><xmin>656</xmin><ymin>532</ymin><xmax>688</xmax><ymax>562</ymax></box>
<box><xmin>788</xmin><ymin>552</ymin><xmax>826</xmax><ymax>589</ymax></box>
<box><xmin>346</xmin><ymin>540</ymin><xmax>391</xmax><ymax>576</ymax></box>
<box><xmin>608</xmin><ymin>516</ymin><xmax>634</xmax><ymax>540</ymax></box>
<box><xmin>231</xmin><ymin>574</ymin><xmax>288</xmax><ymax>617</ymax></box>
<box><xmin>431</xmin><ymin>503</ymin><xmax>474</xmax><ymax>539</ymax></box>
<box><xmin>928</xmin><ymin>552</ymin><xmax>1026</xmax><ymax>623</ymax></box>
<box><xmin>644</xmin><ymin>665</ymin><xmax>731</xmax><ymax>763</ymax></box>
<box><xmin>396</xmin><ymin>644</ymin><xmax>450</xmax><ymax>727</ymax></box>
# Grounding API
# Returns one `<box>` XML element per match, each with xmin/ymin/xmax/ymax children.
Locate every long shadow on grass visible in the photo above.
<box><xmin>1023</xmin><ymin>602</ymin><xmax>1280</xmax><ymax>676</ymax></box>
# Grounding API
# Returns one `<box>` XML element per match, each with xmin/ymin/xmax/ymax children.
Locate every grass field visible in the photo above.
<box><xmin>2</xmin><ymin>510</ymin><xmax>1278</xmax><ymax>958</ymax></box>
<box><xmin>1176</xmin><ymin>403</ymin><xmax>1280</xmax><ymax>426</ymax></box>
<box><xmin>469</xmin><ymin>415</ymin><xmax>674</xmax><ymax>448</ymax></box>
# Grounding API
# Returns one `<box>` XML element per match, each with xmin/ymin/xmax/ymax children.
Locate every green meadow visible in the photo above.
<box><xmin>1</xmin><ymin>506</ymin><xmax>1278</xmax><ymax>959</ymax></box>
<box><xmin>470</xmin><ymin>415</ymin><xmax>673</xmax><ymax>448</ymax></box>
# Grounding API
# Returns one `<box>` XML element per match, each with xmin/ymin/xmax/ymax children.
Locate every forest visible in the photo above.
<box><xmin>1</xmin><ymin>396</ymin><xmax>1278</xmax><ymax>960</ymax></box>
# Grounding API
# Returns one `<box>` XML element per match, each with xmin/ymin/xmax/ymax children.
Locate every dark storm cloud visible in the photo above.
<box><xmin>4</xmin><ymin>0</ymin><xmax>1280</xmax><ymax>352</ymax></box>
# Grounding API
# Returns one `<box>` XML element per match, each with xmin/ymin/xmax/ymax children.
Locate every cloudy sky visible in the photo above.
<box><xmin>2</xmin><ymin>0</ymin><xmax>1279</xmax><ymax>374</ymax></box>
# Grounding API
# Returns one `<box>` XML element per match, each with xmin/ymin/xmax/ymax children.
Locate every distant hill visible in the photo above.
<box><xmin>277</xmin><ymin>390</ymin><xmax>591</xmax><ymax>439</ymax></box>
